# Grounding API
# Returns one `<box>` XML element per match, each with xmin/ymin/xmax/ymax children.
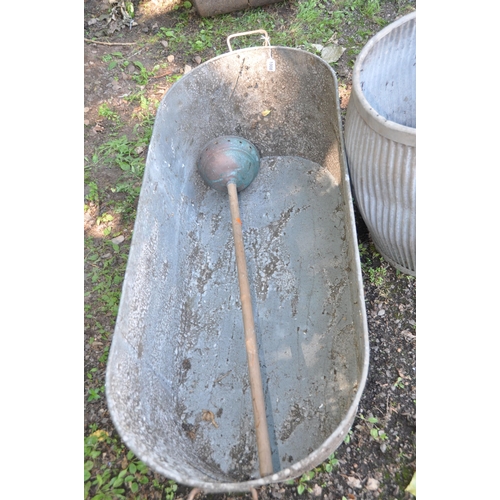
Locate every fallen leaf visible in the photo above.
<box><xmin>321</xmin><ymin>44</ymin><xmax>345</xmax><ymax>63</ymax></box>
<box><xmin>261</xmin><ymin>109</ymin><xmax>271</xmax><ymax>117</ymax></box>
<box><xmin>366</xmin><ymin>477</ymin><xmax>380</xmax><ymax>490</ymax></box>
<box><xmin>202</xmin><ymin>409</ymin><xmax>219</xmax><ymax>428</ymax></box>
<box><xmin>90</xmin><ymin>429</ymin><xmax>109</xmax><ymax>441</ymax></box>
<box><xmin>405</xmin><ymin>471</ymin><xmax>416</xmax><ymax>496</ymax></box>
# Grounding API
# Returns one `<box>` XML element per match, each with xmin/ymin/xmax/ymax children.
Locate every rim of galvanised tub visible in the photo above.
<box><xmin>350</xmin><ymin>11</ymin><xmax>416</xmax><ymax>148</ymax></box>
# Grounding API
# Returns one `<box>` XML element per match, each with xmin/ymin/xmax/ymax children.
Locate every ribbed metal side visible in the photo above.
<box><xmin>345</xmin><ymin>11</ymin><xmax>416</xmax><ymax>276</ymax></box>
<box><xmin>345</xmin><ymin>98</ymin><xmax>416</xmax><ymax>274</ymax></box>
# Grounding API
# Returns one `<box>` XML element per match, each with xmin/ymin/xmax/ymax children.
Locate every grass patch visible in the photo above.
<box><xmin>84</xmin><ymin>428</ymin><xmax>180</xmax><ymax>499</ymax></box>
<box><xmin>358</xmin><ymin>242</ymin><xmax>390</xmax><ymax>285</ymax></box>
<box><xmin>153</xmin><ymin>0</ymin><xmax>388</xmax><ymax>60</ymax></box>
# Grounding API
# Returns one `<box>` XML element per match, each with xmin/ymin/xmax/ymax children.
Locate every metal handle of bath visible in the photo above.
<box><xmin>227</xmin><ymin>29</ymin><xmax>271</xmax><ymax>52</ymax></box>
<box><xmin>227</xmin><ymin>181</ymin><xmax>274</xmax><ymax>478</ymax></box>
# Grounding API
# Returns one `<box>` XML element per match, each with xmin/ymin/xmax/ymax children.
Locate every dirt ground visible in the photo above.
<box><xmin>84</xmin><ymin>1</ymin><xmax>416</xmax><ymax>499</ymax></box>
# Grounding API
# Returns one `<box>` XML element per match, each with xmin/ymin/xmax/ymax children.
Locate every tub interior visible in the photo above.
<box><xmin>360</xmin><ymin>16</ymin><xmax>416</xmax><ymax>128</ymax></box>
<box><xmin>107</xmin><ymin>47</ymin><xmax>368</xmax><ymax>491</ymax></box>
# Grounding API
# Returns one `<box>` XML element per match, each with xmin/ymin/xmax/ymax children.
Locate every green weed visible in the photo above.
<box><xmin>131</xmin><ymin>61</ymin><xmax>159</xmax><ymax>85</ymax></box>
<box><xmin>394</xmin><ymin>376</ymin><xmax>405</xmax><ymax>390</ymax></box>
<box><xmin>98</xmin><ymin>346</ymin><xmax>110</xmax><ymax>364</ymax></box>
<box><xmin>98</xmin><ymin>103</ymin><xmax>120</xmax><ymax>123</ymax></box>
<box><xmin>359</xmin><ymin>414</ymin><xmax>388</xmax><ymax>442</ymax></box>
<box><xmin>344</xmin><ymin>429</ymin><xmax>354</xmax><ymax>444</ymax></box>
<box><xmin>285</xmin><ymin>453</ymin><xmax>339</xmax><ymax>494</ymax></box>
<box><xmin>87</xmin><ymin>386</ymin><xmax>105</xmax><ymax>402</ymax></box>
<box><xmin>319</xmin><ymin>453</ymin><xmax>339</xmax><ymax>473</ymax></box>
<box><xmin>358</xmin><ymin>242</ymin><xmax>389</xmax><ymax>285</ymax></box>
<box><xmin>87</xmin><ymin>367</ymin><xmax>98</xmax><ymax>380</ymax></box>
<box><xmin>159</xmin><ymin>25</ymin><xmax>189</xmax><ymax>53</ymax></box>
<box><xmin>102</xmin><ymin>51</ymin><xmax>124</xmax><ymax>70</ymax></box>
<box><xmin>340</xmin><ymin>0</ymin><xmax>380</xmax><ymax>17</ymax></box>
<box><xmin>165</xmin><ymin>74</ymin><xmax>183</xmax><ymax>83</ymax></box>
<box><xmin>95</xmin><ymin>134</ymin><xmax>147</xmax><ymax>175</ymax></box>
<box><xmin>85</xmin><ymin>429</ymin><xmax>175</xmax><ymax>500</ymax></box>
<box><xmin>367</xmin><ymin>264</ymin><xmax>387</xmax><ymax>286</ymax></box>
<box><xmin>297</xmin><ymin>470</ymin><xmax>316</xmax><ymax>495</ymax></box>
<box><xmin>85</xmin><ymin>237</ymin><xmax>127</xmax><ymax>318</ymax></box>
<box><xmin>85</xmin><ymin>181</ymin><xmax>99</xmax><ymax>204</ymax></box>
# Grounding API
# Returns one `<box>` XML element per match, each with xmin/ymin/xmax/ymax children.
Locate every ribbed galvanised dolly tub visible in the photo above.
<box><xmin>344</xmin><ymin>11</ymin><xmax>416</xmax><ymax>276</ymax></box>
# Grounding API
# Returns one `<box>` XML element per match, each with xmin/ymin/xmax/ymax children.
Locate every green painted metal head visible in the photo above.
<box><xmin>197</xmin><ymin>136</ymin><xmax>260</xmax><ymax>192</ymax></box>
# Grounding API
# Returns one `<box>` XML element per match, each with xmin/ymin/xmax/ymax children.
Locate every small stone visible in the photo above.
<box><xmin>111</xmin><ymin>235</ymin><xmax>125</xmax><ymax>245</ymax></box>
<box><xmin>161</xmin><ymin>40</ymin><xmax>169</xmax><ymax>48</ymax></box>
<box><xmin>346</xmin><ymin>476</ymin><xmax>362</xmax><ymax>489</ymax></box>
<box><xmin>366</xmin><ymin>478</ymin><xmax>380</xmax><ymax>491</ymax></box>
<box><xmin>167</xmin><ymin>54</ymin><xmax>175</xmax><ymax>62</ymax></box>
<box><xmin>184</xmin><ymin>65</ymin><xmax>192</xmax><ymax>74</ymax></box>
<box><xmin>193</xmin><ymin>55</ymin><xmax>202</xmax><ymax>64</ymax></box>
<box><xmin>378</xmin><ymin>309</ymin><xmax>385</xmax><ymax>316</ymax></box>
<box><xmin>312</xmin><ymin>484</ymin><xmax>322</xmax><ymax>496</ymax></box>
<box><xmin>380</xmin><ymin>442</ymin><xmax>387</xmax><ymax>453</ymax></box>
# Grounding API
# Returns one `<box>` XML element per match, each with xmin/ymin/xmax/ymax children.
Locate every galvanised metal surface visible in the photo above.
<box><xmin>345</xmin><ymin>11</ymin><xmax>416</xmax><ymax>275</ymax></box>
<box><xmin>106</xmin><ymin>45</ymin><xmax>369</xmax><ymax>494</ymax></box>
<box><xmin>192</xmin><ymin>0</ymin><xmax>283</xmax><ymax>17</ymax></box>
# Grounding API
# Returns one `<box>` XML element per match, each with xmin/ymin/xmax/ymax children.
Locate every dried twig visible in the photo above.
<box><xmin>84</xmin><ymin>38</ymin><xmax>136</xmax><ymax>46</ymax></box>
